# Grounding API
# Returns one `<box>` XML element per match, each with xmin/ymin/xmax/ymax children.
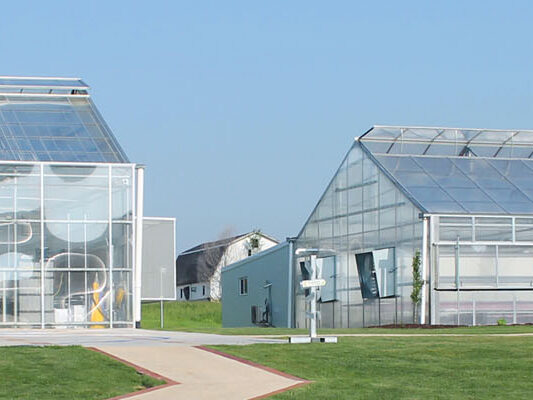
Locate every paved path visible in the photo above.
<box><xmin>0</xmin><ymin>328</ymin><xmax>284</xmax><ymax>347</ymax></box>
<box><xmin>96</xmin><ymin>345</ymin><xmax>307</xmax><ymax>400</ymax></box>
<box><xmin>0</xmin><ymin>329</ymin><xmax>305</xmax><ymax>399</ymax></box>
<box><xmin>247</xmin><ymin>332</ymin><xmax>533</xmax><ymax>338</ymax></box>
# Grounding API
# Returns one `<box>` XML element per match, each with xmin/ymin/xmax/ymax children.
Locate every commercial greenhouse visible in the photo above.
<box><xmin>0</xmin><ymin>77</ymin><xmax>144</xmax><ymax>328</ymax></box>
<box><xmin>294</xmin><ymin>126</ymin><xmax>533</xmax><ymax>327</ymax></box>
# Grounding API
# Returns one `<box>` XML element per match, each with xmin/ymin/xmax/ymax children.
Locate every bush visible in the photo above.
<box><xmin>497</xmin><ymin>319</ymin><xmax>507</xmax><ymax>326</ymax></box>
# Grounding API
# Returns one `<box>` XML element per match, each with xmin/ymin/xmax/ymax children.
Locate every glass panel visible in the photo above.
<box><xmin>475</xmin><ymin>225</ymin><xmax>512</xmax><ymax>241</ymax></box>
<box><xmin>44</xmin><ymin>165</ymin><xmax>108</xmax><ymax>221</ymax></box>
<box><xmin>0</xmin><ymin>94</ymin><xmax>128</xmax><ymax>163</ymax></box>
<box><xmin>112</xmin><ymin>223</ymin><xmax>133</xmax><ymax>269</ymax></box>
<box><xmin>113</xmin><ymin>271</ymin><xmax>132</xmax><ymax>323</ymax></box>
<box><xmin>318</xmin><ymin>256</ymin><xmax>336</xmax><ymax>302</ymax></box>
<box><xmin>373</xmin><ymin>248</ymin><xmax>395</xmax><ymax>297</ymax></box>
<box><xmin>112</xmin><ymin>166</ymin><xmax>133</xmax><ymax>221</ymax></box>
<box><xmin>497</xmin><ymin>246</ymin><xmax>533</xmax><ymax>287</ymax></box>
<box><xmin>459</xmin><ymin>245</ymin><xmax>497</xmax><ymax>288</ymax></box>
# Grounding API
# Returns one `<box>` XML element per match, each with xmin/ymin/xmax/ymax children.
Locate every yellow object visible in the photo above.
<box><xmin>90</xmin><ymin>274</ymin><xmax>105</xmax><ymax>329</ymax></box>
<box><xmin>116</xmin><ymin>287</ymin><xmax>126</xmax><ymax>306</ymax></box>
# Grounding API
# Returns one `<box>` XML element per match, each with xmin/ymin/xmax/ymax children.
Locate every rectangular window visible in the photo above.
<box><xmin>239</xmin><ymin>277</ymin><xmax>248</xmax><ymax>295</ymax></box>
<box><xmin>202</xmin><ymin>285</ymin><xmax>205</xmax><ymax>296</ymax></box>
<box><xmin>318</xmin><ymin>256</ymin><xmax>337</xmax><ymax>302</ymax></box>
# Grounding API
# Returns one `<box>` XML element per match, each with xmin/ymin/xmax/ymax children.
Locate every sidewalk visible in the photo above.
<box><xmin>95</xmin><ymin>345</ymin><xmax>308</xmax><ymax>400</ymax></box>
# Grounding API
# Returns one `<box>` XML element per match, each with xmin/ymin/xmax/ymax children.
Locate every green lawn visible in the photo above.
<box><xmin>0</xmin><ymin>346</ymin><xmax>164</xmax><ymax>400</ymax></box>
<box><xmin>212</xmin><ymin>336</ymin><xmax>533</xmax><ymax>399</ymax></box>
<box><xmin>141</xmin><ymin>301</ymin><xmax>533</xmax><ymax>335</ymax></box>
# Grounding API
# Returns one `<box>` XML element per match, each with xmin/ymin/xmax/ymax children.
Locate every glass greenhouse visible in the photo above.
<box><xmin>295</xmin><ymin>126</ymin><xmax>533</xmax><ymax>327</ymax></box>
<box><xmin>0</xmin><ymin>77</ymin><xmax>144</xmax><ymax>328</ymax></box>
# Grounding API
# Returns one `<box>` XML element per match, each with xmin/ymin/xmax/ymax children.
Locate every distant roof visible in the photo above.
<box><xmin>360</xmin><ymin>125</ymin><xmax>533</xmax><ymax>159</ymax></box>
<box><xmin>176</xmin><ymin>234</ymin><xmax>247</xmax><ymax>286</ymax></box>
<box><xmin>0</xmin><ymin>76</ymin><xmax>128</xmax><ymax>163</ymax></box>
<box><xmin>358</xmin><ymin>125</ymin><xmax>533</xmax><ymax>215</ymax></box>
<box><xmin>0</xmin><ymin>77</ymin><xmax>88</xmax><ymax>91</ymax></box>
<box><xmin>176</xmin><ymin>232</ymin><xmax>280</xmax><ymax>286</ymax></box>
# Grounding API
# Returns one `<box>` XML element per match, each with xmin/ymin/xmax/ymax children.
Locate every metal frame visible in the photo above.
<box><xmin>139</xmin><ymin>216</ymin><xmax>177</xmax><ymax>302</ymax></box>
<box><xmin>0</xmin><ymin>161</ymin><xmax>137</xmax><ymax>328</ymax></box>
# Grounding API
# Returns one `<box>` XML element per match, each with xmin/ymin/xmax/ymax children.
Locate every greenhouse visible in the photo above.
<box><xmin>295</xmin><ymin>126</ymin><xmax>533</xmax><ymax>327</ymax></box>
<box><xmin>0</xmin><ymin>77</ymin><xmax>144</xmax><ymax>328</ymax></box>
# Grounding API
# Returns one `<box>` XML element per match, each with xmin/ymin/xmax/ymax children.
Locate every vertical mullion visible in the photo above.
<box><xmin>131</xmin><ymin>165</ymin><xmax>136</xmax><ymax>328</ymax></box>
<box><xmin>84</xmin><ymin>215</ymin><xmax>87</xmax><ymax>325</ymax></box>
<box><xmin>108</xmin><ymin>165</ymin><xmax>113</xmax><ymax>328</ymax></box>
<box><xmin>13</xmin><ymin>176</ymin><xmax>17</xmax><ymax>324</ymax></box>
<box><xmin>40</xmin><ymin>164</ymin><xmax>45</xmax><ymax>328</ymax></box>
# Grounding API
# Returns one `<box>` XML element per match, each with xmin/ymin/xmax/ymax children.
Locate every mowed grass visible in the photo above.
<box><xmin>141</xmin><ymin>300</ymin><xmax>533</xmax><ymax>335</ymax></box>
<box><xmin>0</xmin><ymin>346</ymin><xmax>164</xmax><ymax>400</ymax></box>
<box><xmin>213</xmin><ymin>336</ymin><xmax>533</xmax><ymax>399</ymax></box>
<box><xmin>141</xmin><ymin>300</ymin><xmax>222</xmax><ymax>331</ymax></box>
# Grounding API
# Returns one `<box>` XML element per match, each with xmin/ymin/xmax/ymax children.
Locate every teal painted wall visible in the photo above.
<box><xmin>222</xmin><ymin>242</ymin><xmax>291</xmax><ymax>327</ymax></box>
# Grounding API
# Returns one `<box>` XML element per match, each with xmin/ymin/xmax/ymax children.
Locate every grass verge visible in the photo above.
<box><xmin>212</xmin><ymin>336</ymin><xmax>533</xmax><ymax>399</ymax></box>
<box><xmin>0</xmin><ymin>346</ymin><xmax>164</xmax><ymax>400</ymax></box>
<box><xmin>141</xmin><ymin>301</ymin><xmax>533</xmax><ymax>335</ymax></box>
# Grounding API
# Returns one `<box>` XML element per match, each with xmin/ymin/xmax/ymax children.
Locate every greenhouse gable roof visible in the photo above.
<box><xmin>359</xmin><ymin>126</ymin><xmax>533</xmax><ymax>215</ymax></box>
<box><xmin>0</xmin><ymin>76</ymin><xmax>128</xmax><ymax>163</ymax></box>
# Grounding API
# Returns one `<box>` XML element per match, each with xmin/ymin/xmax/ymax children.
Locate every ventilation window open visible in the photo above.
<box><xmin>355</xmin><ymin>248</ymin><xmax>396</xmax><ymax>299</ymax></box>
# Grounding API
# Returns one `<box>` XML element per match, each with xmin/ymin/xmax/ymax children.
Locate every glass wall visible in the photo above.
<box><xmin>433</xmin><ymin>215</ymin><xmax>533</xmax><ymax>325</ymax></box>
<box><xmin>295</xmin><ymin>142</ymin><xmax>423</xmax><ymax>328</ymax></box>
<box><xmin>0</xmin><ymin>162</ymin><xmax>134</xmax><ymax>328</ymax></box>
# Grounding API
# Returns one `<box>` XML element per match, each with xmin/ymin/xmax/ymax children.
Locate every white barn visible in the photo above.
<box><xmin>176</xmin><ymin>232</ymin><xmax>278</xmax><ymax>301</ymax></box>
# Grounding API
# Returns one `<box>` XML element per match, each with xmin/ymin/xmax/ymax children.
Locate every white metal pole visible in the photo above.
<box><xmin>420</xmin><ymin>216</ymin><xmax>429</xmax><ymax>324</ymax></box>
<box><xmin>134</xmin><ymin>166</ymin><xmax>145</xmax><ymax>327</ymax></box>
<box><xmin>310</xmin><ymin>255</ymin><xmax>317</xmax><ymax>338</ymax></box>
<box><xmin>287</xmin><ymin>239</ymin><xmax>294</xmax><ymax>328</ymax></box>
<box><xmin>160</xmin><ymin>268</ymin><xmax>165</xmax><ymax>329</ymax></box>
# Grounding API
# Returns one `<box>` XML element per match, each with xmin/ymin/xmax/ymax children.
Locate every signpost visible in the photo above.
<box><xmin>290</xmin><ymin>249</ymin><xmax>337</xmax><ymax>344</ymax></box>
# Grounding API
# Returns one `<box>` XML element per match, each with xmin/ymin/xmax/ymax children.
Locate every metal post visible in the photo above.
<box><xmin>309</xmin><ymin>255</ymin><xmax>317</xmax><ymax>338</ymax></box>
<box><xmin>455</xmin><ymin>237</ymin><xmax>460</xmax><ymax>325</ymax></box>
<box><xmin>420</xmin><ymin>216</ymin><xmax>429</xmax><ymax>324</ymax></box>
<box><xmin>134</xmin><ymin>166</ymin><xmax>145</xmax><ymax>327</ymax></box>
<box><xmin>513</xmin><ymin>294</ymin><xmax>517</xmax><ymax>324</ymax></box>
<box><xmin>472</xmin><ymin>297</ymin><xmax>476</xmax><ymax>326</ymax></box>
<box><xmin>160</xmin><ymin>267</ymin><xmax>165</xmax><ymax>329</ymax></box>
<box><xmin>160</xmin><ymin>300</ymin><xmax>164</xmax><ymax>329</ymax></box>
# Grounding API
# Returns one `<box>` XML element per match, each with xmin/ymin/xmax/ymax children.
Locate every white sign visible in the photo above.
<box><xmin>300</xmin><ymin>279</ymin><xmax>326</xmax><ymax>288</ymax></box>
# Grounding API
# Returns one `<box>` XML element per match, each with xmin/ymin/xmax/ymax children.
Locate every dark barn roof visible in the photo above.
<box><xmin>176</xmin><ymin>234</ymin><xmax>246</xmax><ymax>286</ymax></box>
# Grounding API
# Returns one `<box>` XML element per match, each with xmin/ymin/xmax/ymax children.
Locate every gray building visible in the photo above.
<box><xmin>221</xmin><ymin>241</ymin><xmax>293</xmax><ymax>327</ymax></box>
<box><xmin>222</xmin><ymin>125</ymin><xmax>533</xmax><ymax>328</ymax></box>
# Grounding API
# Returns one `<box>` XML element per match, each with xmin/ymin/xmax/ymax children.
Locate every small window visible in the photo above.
<box><xmin>239</xmin><ymin>277</ymin><xmax>248</xmax><ymax>295</ymax></box>
<box><xmin>248</xmin><ymin>249</ymin><xmax>252</xmax><ymax>256</ymax></box>
<box><xmin>180</xmin><ymin>289</ymin><xmax>183</xmax><ymax>299</ymax></box>
<box><xmin>202</xmin><ymin>285</ymin><xmax>205</xmax><ymax>296</ymax></box>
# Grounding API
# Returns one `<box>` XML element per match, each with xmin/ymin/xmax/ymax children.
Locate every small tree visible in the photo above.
<box><xmin>410</xmin><ymin>250</ymin><xmax>423</xmax><ymax>323</ymax></box>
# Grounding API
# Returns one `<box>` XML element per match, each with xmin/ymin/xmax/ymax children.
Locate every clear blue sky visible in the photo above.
<box><xmin>1</xmin><ymin>1</ymin><xmax>532</xmax><ymax>251</ymax></box>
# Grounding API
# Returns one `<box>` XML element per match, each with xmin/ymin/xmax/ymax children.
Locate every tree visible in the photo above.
<box><xmin>410</xmin><ymin>250</ymin><xmax>423</xmax><ymax>323</ymax></box>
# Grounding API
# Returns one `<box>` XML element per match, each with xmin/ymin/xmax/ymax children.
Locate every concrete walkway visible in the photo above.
<box><xmin>0</xmin><ymin>328</ymin><xmax>284</xmax><ymax>347</ymax></box>
<box><xmin>0</xmin><ymin>329</ymin><xmax>306</xmax><ymax>399</ymax></box>
<box><xmin>95</xmin><ymin>345</ymin><xmax>307</xmax><ymax>400</ymax></box>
